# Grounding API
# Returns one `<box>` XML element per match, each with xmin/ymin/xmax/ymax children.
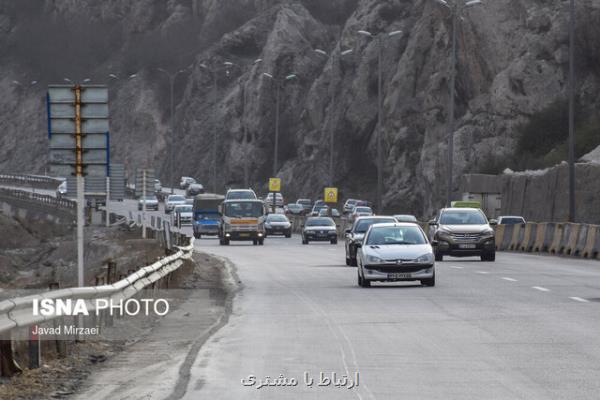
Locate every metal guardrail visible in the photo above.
<box><xmin>0</xmin><ymin>187</ymin><xmax>76</xmax><ymax>209</ymax></box>
<box><xmin>0</xmin><ymin>173</ymin><xmax>63</xmax><ymax>188</ymax></box>
<box><xmin>0</xmin><ymin>239</ymin><xmax>194</xmax><ymax>336</ymax></box>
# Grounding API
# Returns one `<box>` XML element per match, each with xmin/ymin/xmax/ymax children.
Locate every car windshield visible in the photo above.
<box><xmin>288</xmin><ymin>204</ymin><xmax>302</xmax><ymax>209</ymax></box>
<box><xmin>223</xmin><ymin>202</ymin><xmax>263</xmax><ymax>217</ymax></box>
<box><xmin>142</xmin><ymin>196</ymin><xmax>156</xmax><ymax>201</ymax></box>
<box><xmin>355</xmin><ymin>207</ymin><xmax>371</xmax><ymax>213</ymax></box>
<box><xmin>440</xmin><ymin>210</ymin><xmax>487</xmax><ymax>225</ymax></box>
<box><xmin>346</xmin><ymin>200</ymin><xmax>357</xmax><ymax>205</ymax></box>
<box><xmin>297</xmin><ymin>199</ymin><xmax>310</xmax><ymax>205</ymax></box>
<box><xmin>267</xmin><ymin>215</ymin><xmax>288</xmax><ymax>222</ymax></box>
<box><xmin>355</xmin><ymin>218</ymin><xmax>397</xmax><ymax>233</ymax></box>
<box><xmin>306</xmin><ymin>218</ymin><xmax>334</xmax><ymax>227</ymax></box>
<box><xmin>176</xmin><ymin>206</ymin><xmax>192</xmax><ymax>213</ymax></box>
<box><xmin>366</xmin><ymin>226</ymin><xmax>427</xmax><ymax>245</ymax></box>
<box><xmin>227</xmin><ymin>191</ymin><xmax>255</xmax><ymax>200</ymax></box>
<box><xmin>168</xmin><ymin>196</ymin><xmax>185</xmax><ymax>202</ymax></box>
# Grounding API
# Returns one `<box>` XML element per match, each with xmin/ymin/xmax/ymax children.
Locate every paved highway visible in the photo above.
<box><xmin>177</xmin><ymin>236</ymin><xmax>600</xmax><ymax>400</ymax></box>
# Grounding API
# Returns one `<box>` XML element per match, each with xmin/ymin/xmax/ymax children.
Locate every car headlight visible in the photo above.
<box><xmin>416</xmin><ymin>253</ymin><xmax>434</xmax><ymax>264</ymax></box>
<box><xmin>437</xmin><ymin>230</ymin><xmax>451</xmax><ymax>240</ymax></box>
<box><xmin>481</xmin><ymin>230</ymin><xmax>495</xmax><ymax>239</ymax></box>
<box><xmin>366</xmin><ymin>255</ymin><xmax>384</xmax><ymax>264</ymax></box>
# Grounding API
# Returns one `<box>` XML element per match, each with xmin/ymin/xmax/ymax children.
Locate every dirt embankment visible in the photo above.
<box><xmin>0</xmin><ymin>213</ymin><xmax>163</xmax><ymax>289</ymax></box>
<box><xmin>0</xmin><ymin>251</ymin><xmax>231</xmax><ymax>400</ymax></box>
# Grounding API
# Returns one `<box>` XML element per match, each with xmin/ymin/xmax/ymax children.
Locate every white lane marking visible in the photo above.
<box><xmin>449</xmin><ymin>266</ymin><xmax>463</xmax><ymax>269</ymax></box>
<box><xmin>475</xmin><ymin>271</ymin><xmax>489</xmax><ymax>274</ymax></box>
<box><xmin>532</xmin><ymin>286</ymin><xmax>550</xmax><ymax>292</ymax></box>
<box><xmin>569</xmin><ymin>297</ymin><xmax>589</xmax><ymax>303</ymax></box>
<box><xmin>502</xmin><ymin>277</ymin><xmax>517</xmax><ymax>282</ymax></box>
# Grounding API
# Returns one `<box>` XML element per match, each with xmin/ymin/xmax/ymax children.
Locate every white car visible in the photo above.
<box><xmin>225</xmin><ymin>189</ymin><xmax>257</xmax><ymax>200</ymax></box>
<box><xmin>351</xmin><ymin>206</ymin><xmax>374</xmax><ymax>220</ymax></box>
<box><xmin>138</xmin><ymin>195</ymin><xmax>159</xmax><ymax>211</ymax></box>
<box><xmin>180</xmin><ymin>177</ymin><xmax>196</xmax><ymax>190</ymax></box>
<box><xmin>172</xmin><ymin>204</ymin><xmax>193</xmax><ymax>227</ymax></box>
<box><xmin>356</xmin><ymin>223</ymin><xmax>435</xmax><ymax>287</ymax></box>
<box><xmin>165</xmin><ymin>195</ymin><xmax>187</xmax><ymax>213</ymax></box>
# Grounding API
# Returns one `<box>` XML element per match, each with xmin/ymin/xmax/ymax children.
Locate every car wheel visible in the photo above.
<box><xmin>331</xmin><ymin>238</ymin><xmax>337</xmax><ymax>245</ymax></box>
<box><xmin>435</xmin><ymin>251</ymin><xmax>443</xmax><ymax>262</ymax></box>
<box><xmin>258</xmin><ymin>238</ymin><xmax>264</xmax><ymax>245</ymax></box>
<box><xmin>422</xmin><ymin>271</ymin><xmax>436</xmax><ymax>287</ymax></box>
<box><xmin>253</xmin><ymin>239</ymin><xmax>258</xmax><ymax>245</ymax></box>
<box><xmin>346</xmin><ymin>256</ymin><xmax>351</xmax><ymax>266</ymax></box>
<box><xmin>194</xmin><ymin>233</ymin><xmax>200</xmax><ymax>239</ymax></box>
<box><xmin>481</xmin><ymin>251</ymin><xmax>495</xmax><ymax>262</ymax></box>
<box><xmin>357</xmin><ymin>270</ymin><xmax>362</xmax><ymax>286</ymax></box>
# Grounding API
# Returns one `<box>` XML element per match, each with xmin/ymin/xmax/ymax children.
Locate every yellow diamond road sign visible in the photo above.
<box><xmin>269</xmin><ymin>178</ymin><xmax>281</xmax><ymax>192</ymax></box>
<box><xmin>324</xmin><ymin>187</ymin><xmax>338</xmax><ymax>203</ymax></box>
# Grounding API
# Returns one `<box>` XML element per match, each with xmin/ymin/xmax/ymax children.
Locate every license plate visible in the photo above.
<box><xmin>239</xmin><ymin>233</ymin><xmax>250</xmax><ymax>237</ymax></box>
<box><xmin>389</xmin><ymin>273</ymin><xmax>411</xmax><ymax>279</ymax></box>
<box><xmin>459</xmin><ymin>244</ymin><xmax>476</xmax><ymax>249</ymax></box>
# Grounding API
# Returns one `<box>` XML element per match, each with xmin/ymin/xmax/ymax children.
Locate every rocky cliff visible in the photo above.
<box><xmin>1</xmin><ymin>0</ymin><xmax>599</xmax><ymax>216</ymax></box>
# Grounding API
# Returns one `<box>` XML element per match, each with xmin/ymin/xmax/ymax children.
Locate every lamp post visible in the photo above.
<box><xmin>157</xmin><ymin>66</ymin><xmax>192</xmax><ymax>194</ymax></box>
<box><xmin>221</xmin><ymin>59</ymin><xmax>263</xmax><ymax>188</ymax></box>
<box><xmin>261</xmin><ymin>72</ymin><xmax>298</xmax><ymax>176</ymax></box>
<box><xmin>567</xmin><ymin>0</ymin><xmax>576</xmax><ymax>222</ymax></box>
<box><xmin>432</xmin><ymin>0</ymin><xmax>483</xmax><ymax>207</ymax></box>
<box><xmin>314</xmin><ymin>48</ymin><xmax>353</xmax><ymax>187</ymax></box>
<box><xmin>357</xmin><ymin>29</ymin><xmax>402</xmax><ymax>214</ymax></box>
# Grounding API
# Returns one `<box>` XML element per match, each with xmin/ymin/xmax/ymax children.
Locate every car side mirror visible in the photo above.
<box><xmin>345</xmin><ymin>229</ymin><xmax>351</xmax><ymax>234</ymax></box>
<box><xmin>428</xmin><ymin>220</ymin><xmax>438</xmax><ymax>226</ymax></box>
<box><xmin>431</xmin><ymin>240</ymin><xmax>439</xmax><ymax>247</ymax></box>
<box><xmin>489</xmin><ymin>219</ymin><xmax>498</xmax><ymax>226</ymax></box>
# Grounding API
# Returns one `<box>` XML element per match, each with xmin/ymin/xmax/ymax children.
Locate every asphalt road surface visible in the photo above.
<box><xmin>179</xmin><ymin>236</ymin><xmax>600</xmax><ymax>400</ymax></box>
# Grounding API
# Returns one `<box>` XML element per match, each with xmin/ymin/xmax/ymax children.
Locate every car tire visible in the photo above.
<box><xmin>194</xmin><ymin>233</ymin><xmax>201</xmax><ymax>239</ymax></box>
<box><xmin>302</xmin><ymin>238</ymin><xmax>309</xmax><ymax>245</ymax></box>
<box><xmin>258</xmin><ymin>238</ymin><xmax>264</xmax><ymax>246</ymax></box>
<box><xmin>481</xmin><ymin>251</ymin><xmax>496</xmax><ymax>262</ymax></box>
<box><xmin>331</xmin><ymin>239</ymin><xmax>337</xmax><ymax>245</ymax></box>
<box><xmin>346</xmin><ymin>256</ymin><xmax>351</xmax><ymax>266</ymax></box>
<box><xmin>422</xmin><ymin>271</ymin><xmax>436</xmax><ymax>287</ymax></box>
<box><xmin>359</xmin><ymin>271</ymin><xmax>370</xmax><ymax>288</ymax></box>
<box><xmin>357</xmin><ymin>271</ymin><xmax>363</xmax><ymax>286</ymax></box>
<box><xmin>435</xmin><ymin>251</ymin><xmax>443</xmax><ymax>262</ymax></box>
<box><xmin>253</xmin><ymin>239</ymin><xmax>258</xmax><ymax>246</ymax></box>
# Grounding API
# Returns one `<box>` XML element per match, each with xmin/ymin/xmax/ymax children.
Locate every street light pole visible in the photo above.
<box><xmin>568</xmin><ymin>0</ymin><xmax>576</xmax><ymax>222</ymax></box>
<box><xmin>357</xmin><ymin>30</ymin><xmax>402</xmax><ymax>213</ymax></box>
<box><xmin>314</xmin><ymin>48</ymin><xmax>353</xmax><ymax>187</ymax></box>
<box><xmin>158</xmin><ymin>67</ymin><xmax>191</xmax><ymax>194</ymax></box>
<box><xmin>447</xmin><ymin>5</ymin><xmax>457</xmax><ymax>207</ymax></box>
<box><xmin>262</xmin><ymin>72</ymin><xmax>297</xmax><ymax>176</ymax></box>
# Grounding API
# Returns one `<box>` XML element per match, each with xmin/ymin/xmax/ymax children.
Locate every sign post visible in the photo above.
<box><xmin>269</xmin><ymin>178</ymin><xmax>281</xmax><ymax>214</ymax></box>
<box><xmin>324</xmin><ymin>187</ymin><xmax>338</xmax><ymax>217</ymax></box>
<box><xmin>47</xmin><ymin>84</ymin><xmax>109</xmax><ymax>287</ymax></box>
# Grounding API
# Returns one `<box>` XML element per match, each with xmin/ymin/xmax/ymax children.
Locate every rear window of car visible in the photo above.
<box><xmin>355</xmin><ymin>207</ymin><xmax>371</xmax><ymax>213</ymax></box>
<box><xmin>169</xmin><ymin>196</ymin><xmax>185</xmax><ymax>201</ymax></box>
<box><xmin>500</xmin><ymin>217</ymin><xmax>525</xmax><ymax>224</ymax></box>
<box><xmin>366</xmin><ymin>226</ymin><xmax>427</xmax><ymax>245</ymax></box>
<box><xmin>354</xmin><ymin>218</ymin><xmax>396</xmax><ymax>233</ymax></box>
<box><xmin>176</xmin><ymin>206</ymin><xmax>192</xmax><ymax>212</ymax></box>
<box><xmin>227</xmin><ymin>191</ymin><xmax>256</xmax><ymax>200</ymax></box>
<box><xmin>306</xmin><ymin>218</ymin><xmax>334</xmax><ymax>227</ymax></box>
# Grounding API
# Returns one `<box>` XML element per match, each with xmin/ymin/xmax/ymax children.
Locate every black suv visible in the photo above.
<box><xmin>429</xmin><ymin>208</ymin><xmax>497</xmax><ymax>261</ymax></box>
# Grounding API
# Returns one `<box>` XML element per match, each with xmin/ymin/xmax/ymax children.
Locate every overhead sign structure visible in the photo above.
<box><xmin>47</xmin><ymin>84</ymin><xmax>110</xmax><ymax>288</ymax></box>
<box><xmin>324</xmin><ymin>187</ymin><xmax>338</xmax><ymax>203</ymax></box>
<box><xmin>47</xmin><ymin>85</ymin><xmax>109</xmax><ymax>179</ymax></box>
<box><xmin>269</xmin><ymin>178</ymin><xmax>281</xmax><ymax>192</ymax></box>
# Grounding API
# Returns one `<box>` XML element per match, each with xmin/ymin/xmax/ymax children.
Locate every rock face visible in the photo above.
<box><xmin>1</xmin><ymin>0</ymin><xmax>599</xmax><ymax>217</ymax></box>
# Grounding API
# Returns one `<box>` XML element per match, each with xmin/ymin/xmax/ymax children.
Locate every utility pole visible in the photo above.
<box><xmin>142</xmin><ymin>170</ymin><xmax>147</xmax><ymax>239</ymax></box>
<box><xmin>447</xmin><ymin>4</ymin><xmax>457</xmax><ymax>207</ymax></box>
<box><xmin>158</xmin><ymin>67</ymin><xmax>191</xmax><ymax>193</ymax></box>
<box><xmin>568</xmin><ymin>0</ymin><xmax>576</xmax><ymax>222</ymax></box>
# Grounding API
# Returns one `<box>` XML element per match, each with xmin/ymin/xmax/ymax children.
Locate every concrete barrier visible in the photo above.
<box><xmin>494</xmin><ymin>224</ymin><xmax>506</xmax><ymax>250</ymax></box>
<box><xmin>519</xmin><ymin>222</ymin><xmax>538</xmax><ymax>252</ymax></box>
<box><xmin>564</xmin><ymin>223</ymin><xmax>582</xmax><ymax>256</ymax></box>
<box><xmin>548</xmin><ymin>223</ymin><xmax>565</xmax><ymax>254</ymax></box>
<box><xmin>582</xmin><ymin>225</ymin><xmax>600</xmax><ymax>259</ymax></box>
<box><xmin>532</xmin><ymin>222</ymin><xmax>555</xmax><ymax>253</ymax></box>
<box><xmin>508</xmin><ymin>223</ymin><xmax>525</xmax><ymax>251</ymax></box>
<box><xmin>499</xmin><ymin>224</ymin><xmax>514</xmax><ymax>251</ymax></box>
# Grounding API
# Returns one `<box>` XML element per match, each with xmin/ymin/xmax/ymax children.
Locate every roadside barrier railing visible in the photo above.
<box><xmin>0</xmin><ymin>187</ymin><xmax>76</xmax><ymax>209</ymax></box>
<box><xmin>0</xmin><ymin>238</ymin><xmax>194</xmax><ymax>377</ymax></box>
<box><xmin>0</xmin><ymin>173</ymin><xmax>62</xmax><ymax>190</ymax></box>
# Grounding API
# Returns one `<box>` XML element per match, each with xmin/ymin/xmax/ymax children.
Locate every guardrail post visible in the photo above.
<box><xmin>0</xmin><ymin>338</ymin><xmax>22</xmax><ymax>377</ymax></box>
<box><xmin>29</xmin><ymin>325</ymin><xmax>41</xmax><ymax>369</ymax></box>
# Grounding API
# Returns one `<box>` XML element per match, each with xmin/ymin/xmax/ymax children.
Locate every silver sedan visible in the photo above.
<box><xmin>356</xmin><ymin>223</ymin><xmax>435</xmax><ymax>287</ymax></box>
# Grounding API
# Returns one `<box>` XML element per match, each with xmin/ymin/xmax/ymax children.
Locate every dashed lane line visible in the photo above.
<box><xmin>449</xmin><ymin>266</ymin><xmax>464</xmax><ymax>269</ymax></box>
<box><xmin>569</xmin><ymin>297</ymin><xmax>589</xmax><ymax>303</ymax></box>
<box><xmin>502</xmin><ymin>277</ymin><xmax>518</xmax><ymax>282</ymax></box>
<box><xmin>532</xmin><ymin>286</ymin><xmax>550</xmax><ymax>292</ymax></box>
<box><xmin>475</xmin><ymin>271</ymin><xmax>489</xmax><ymax>274</ymax></box>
